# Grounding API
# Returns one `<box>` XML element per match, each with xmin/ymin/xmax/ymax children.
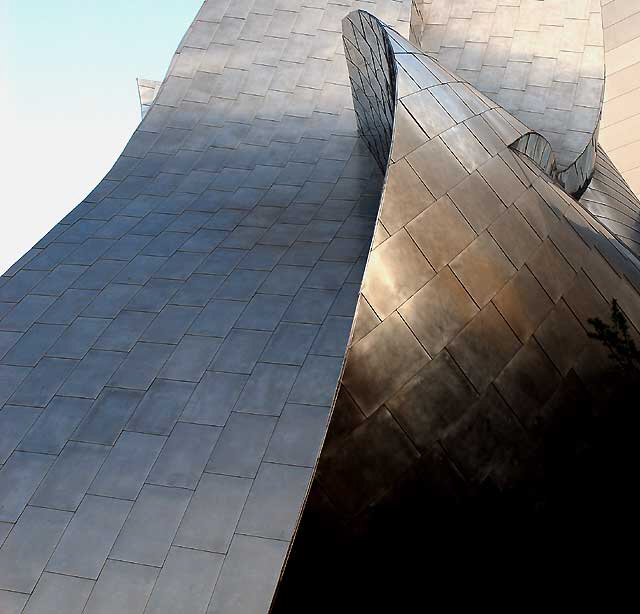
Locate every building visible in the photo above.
<box><xmin>137</xmin><ymin>79</ymin><xmax>163</xmax><ymax>120</ymax></box>
<box><xmin>1</xmin><ymin>1</ymin><xmax>639</xmax><ymax>612</ymax></box>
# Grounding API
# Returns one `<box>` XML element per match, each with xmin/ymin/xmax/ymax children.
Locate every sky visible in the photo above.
<box><xmin>1</xmin><ymin>0</ymin><xmax>204</xmax><ymax>274</ymax></box>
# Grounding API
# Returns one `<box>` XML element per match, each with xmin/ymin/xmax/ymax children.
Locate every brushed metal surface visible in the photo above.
<box><xmin>3</xmin><ymin>1</ymin><xmax>640</xmax><ymax>613</ymax></box>
<box><xmin>0</xmin><ymin>2</ymin><xmax>413</xmax><ymax>613</ymax></box>
<box><xmin>412</xmin><ymin>0</ymin><xmax>606</xmax><ymax>171</ymax></box>
<box><xmin>296</xmin><ymin>5</ymin><xmax>640</xmax><ymax>550</ymax></box>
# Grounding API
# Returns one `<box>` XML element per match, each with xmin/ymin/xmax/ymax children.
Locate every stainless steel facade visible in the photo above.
<box><xmin>304</xmin><ymin>6</ymin><xmax>640</xmax><ymax>528</ymax></box>
<box><xmin>1</xmin><ymin>1</ymin><xmax>640</xmax><ymax>613</ymax></box>
<box><xmin>412</xmin><ymin>0</ymin><xmax>606</xmax><ymax>171</ymax></box>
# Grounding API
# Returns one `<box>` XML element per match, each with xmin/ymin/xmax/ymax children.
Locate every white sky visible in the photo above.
<box><xmin>1</xmin><ymin>0</ymin><xmax>203</xmax><ymax>274</ymax></box>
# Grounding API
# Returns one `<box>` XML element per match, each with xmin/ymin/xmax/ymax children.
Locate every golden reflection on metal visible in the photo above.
<box><xmin>305</xmin><ymin>7</ymin><xmax>640</xmax><ymax>537</ymax></box>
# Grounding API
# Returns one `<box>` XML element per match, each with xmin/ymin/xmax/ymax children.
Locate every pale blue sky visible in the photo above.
<box><xmin>1</xmin><ymin>0</ymin><xmax>204</xmax><ymax>273</ymax></box>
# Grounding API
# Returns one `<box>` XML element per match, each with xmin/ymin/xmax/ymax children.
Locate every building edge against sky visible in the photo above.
<box><xmin>0</xmin><ymin>0</ymin><xmax>205</xmax><ymax>276</ymax></box>
<box><xmin>1</xmin><ymin>2</ymin><xmax>640</xmax><ymax>614</ymax></box>
<box><xmin>0</xmin><ymin>3</ymin><xmax>412</xmax><ymax>614</ymax></box>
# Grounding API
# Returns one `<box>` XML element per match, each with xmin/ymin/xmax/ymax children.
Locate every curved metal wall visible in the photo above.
<box><xmin>411</xmin><ymin>1</ymin><xmax>640</xmax><ymax>255</ymax></box>
<box><xmin>2</xmin><ymin>1</ymin><xmax>640</xmax><ymax>613</ymax></box>
<box><xmin>411</xmin><ymin>0</ymin><xmax>606</xmax><ymax>171</ymax></box>
<box><xmin>577</xmin><ymin>0</ymin><xmax>640</xmax><ymax>257</ymax></box>
<box><xmin>301</xmin><ymin>9</ymin><xmax>640</xmax><ymax>529</ymax></box>
<box><xmin>0</xmin><ymin>2</ymin><xmax>412</xmax><ymax>613</ymax></box>
<box><xmin>580</xmin><ymin>144</ymin><xmax>640</xmax><ymax>254</ymax></box>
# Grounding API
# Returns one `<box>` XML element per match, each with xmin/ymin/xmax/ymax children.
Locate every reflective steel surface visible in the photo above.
<box><xmin>2</xmin><ymin>2</ymin><xmax>640</xmax><ymax>613</ymax></box>
<box><xmin>0</xmin><ymin>2</ymin><xmax>412</xmax><ymax>613</ymax></box>
<box><xmin>581</xmin><ymin>143</ymin><xmax>640</xmax><ymax>255</ymax></box>
<box><xmin>273</xmin><ymin>8</ymin><xmax>640</xmax><ymax>607</ymax></box>
<box><xmin>410</xmin><ymin>0</ymin><xmax>640</xmax><ymax>256</ymax></box>
<box><xmin>412</xmin><ymin>0</ymin><xmax>606</xmax><ymax>171</ymax></box>
<box><xmin>298</xmin><ymin>9</ymin><xmax>640</xmax><ymax>532</ymax></box>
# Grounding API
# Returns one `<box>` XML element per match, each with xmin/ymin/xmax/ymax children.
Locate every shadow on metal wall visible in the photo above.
<box><xmin>272</xmin><ymin>341</ymin><xmax>638</xmax><ymax>611</ymax></box>
<box><xmin>272</xmin><ymin>9</ymin><xmax>640</xmax><ymax>610</ymax></box>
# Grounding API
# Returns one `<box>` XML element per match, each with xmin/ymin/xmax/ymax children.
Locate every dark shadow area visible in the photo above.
<box><xmin>271</xmin><ymin>306</ymin><xmax>639</xmax><ymax>611</ymax></box>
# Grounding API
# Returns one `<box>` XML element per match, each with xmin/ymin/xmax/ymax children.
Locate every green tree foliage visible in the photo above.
<box><xmin>587</xmin><ymin>298</ymin><xmax>640</xmax><ymax>374</ymax></box>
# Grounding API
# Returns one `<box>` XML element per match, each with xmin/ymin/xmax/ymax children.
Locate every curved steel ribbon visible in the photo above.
<box><xmin>408</xmin><ymin>0</ymin><xmax>640</xmax><ymax>258</ymax></box>
<box><xmin>409</xmin><ymin>0</ymin><xmax>605</xmax><ymax>173</ymax></box>
<box><xmin>302</xmin><ymin>7</ymin><xmax>640</xmax><ymax>532</ymax></box>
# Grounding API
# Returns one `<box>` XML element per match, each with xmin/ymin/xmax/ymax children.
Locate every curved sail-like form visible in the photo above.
<box><xmin>302</xmin><ymin>7</ymin><xmax>640</xmax><ymax>526</ymax></box>
<box><xmin>0</xmin><ymin>2</ymin><xmax>413</xmax><ymax>613</ymax></box>
<box><xmin>275</xmin><ymin>7</ymin><xmax>640</xmax><ymax>608</ymax></box>
<box><xmin>411</xmin><ymin>0</ymin><xmax>640</xmax><ymax>257</ymax></box>
<box><xmin>2</xmin><ymin>2</ymin><xmax>640</xmax><ymax>613</ymax></box>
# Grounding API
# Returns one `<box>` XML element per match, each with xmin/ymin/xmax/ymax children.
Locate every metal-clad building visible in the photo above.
<box><xmin>1</xmin><ymin>2</ymin><xmax>639</xmax><ymax>613</ymax></box>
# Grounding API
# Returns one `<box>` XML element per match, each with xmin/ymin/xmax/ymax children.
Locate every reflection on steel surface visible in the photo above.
<box><xmin>411</xmin><ymin>0</ymin><xmax>606</xmax><ymax>171</ymax></box>
<box><xmin>287</xmin><ymin>4</ymin><xmax>640</xmax><ymax>559</ymax></box>
<box><xmin>410</xmin><ymin>0</ymin><xmax>640</xmax><ymax>255</ymax></box>
<box><xmin>2</xmin><ymin>1</ymin><xmax>640</xmax><ymax>613</ymax></box>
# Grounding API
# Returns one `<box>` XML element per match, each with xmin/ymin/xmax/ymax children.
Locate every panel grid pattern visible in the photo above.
<box><xmin>307</xmin><ymin>10</ymin><xmax>640</xmax><ymax>531</ymax></box>
<box><xmin>0</xmin><ymin>2</ymin><xmax>413</xmax><ymax>614</ymax></box>
<box><xmin>413</xmin><ymin>0</ymin><xmax>606</xmax><ymax>170</ymax></box>
<box><xmin>3</xmin><ymin>2</ymin><xmax>640</xmax><ymax>613</ymax></box>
